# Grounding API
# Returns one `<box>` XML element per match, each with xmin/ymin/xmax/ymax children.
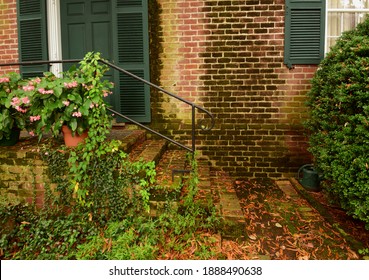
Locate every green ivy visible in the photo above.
<box><xmin>0</xmin><ymin>150</ymin><xmax>221</xmax><ymax>260</ymax></box>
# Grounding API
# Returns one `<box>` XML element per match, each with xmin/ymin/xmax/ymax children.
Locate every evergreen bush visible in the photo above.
<box><xmin>305</xmin><ymin>16</ymin><xmax>369</xmax><ymax>228</ymax></box>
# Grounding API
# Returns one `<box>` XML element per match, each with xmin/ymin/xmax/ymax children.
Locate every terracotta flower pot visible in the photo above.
<box><xmin>61</xmin><ymin>125</ymin><xmax>88</xmax><ymax>147</ymax></box>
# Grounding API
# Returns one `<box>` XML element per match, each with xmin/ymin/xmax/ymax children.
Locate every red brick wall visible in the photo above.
<box><xmin>153</xmin><ymin>0</ymin><xmax>316</xmax><ymax>178</ymax></box>
<box><xmin>0</xmin><ymin>0</ymin><xmax>19</xmax><ymax>75</ymax></box>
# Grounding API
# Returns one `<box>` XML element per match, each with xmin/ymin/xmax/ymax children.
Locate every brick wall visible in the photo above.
<box><xmin>153</xmin><ymin>0</ymin><xmax>315</xmax><ymax>178</ymax></box>
<box><xmin>0</xmin><ymin>0</ymin><xmax>19</xmax><ymax>75</ymax></box>
<box><xmin>0</xmin><ymin>142</ymin><xmax>50</xmax><ymax>208</ymax></box>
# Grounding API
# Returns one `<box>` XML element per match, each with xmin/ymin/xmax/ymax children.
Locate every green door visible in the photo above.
<box><xmin>61</xmin><ymin>0</ymin><xmax>151</xmax><ymax>122</ymax></box>
<box><xmin>61</xmin><ymin>0</ymin><xmax>115</xmax><ymax>107</ymax></box>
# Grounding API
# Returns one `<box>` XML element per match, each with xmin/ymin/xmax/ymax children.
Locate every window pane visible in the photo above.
<box><xmin>329</xmin><ymin>0</ymin><xmax>369</xmax><ymax>9</ymax></box>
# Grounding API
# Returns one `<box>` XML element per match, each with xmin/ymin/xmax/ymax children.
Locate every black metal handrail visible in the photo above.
<box><xmin>0</xmin><ymin>59</ymin><xmax>215</xmax><ymax>154</ymax></box>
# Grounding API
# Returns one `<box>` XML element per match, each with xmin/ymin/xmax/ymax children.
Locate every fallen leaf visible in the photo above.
<box><xmin>306</xmin><ymin>242</ymin><xmax>314</xmax><ymax>248</ymax></box>
<box><xmin>249</xmin><ymin>234</ymin><xmax>257</xmax><ymax>240</ymax></box>
<box><xmin>275</xmin><ymin>223</ymin><xmax>282</xmax><ymax>228</ymax></box>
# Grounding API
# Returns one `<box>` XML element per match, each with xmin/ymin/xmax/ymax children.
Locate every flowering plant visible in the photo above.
<box><xmin>0</xmin><ymin>72</ymin><xmax>31</xmax><ymax>140</ymax></box>
<box><xmin>27</xmin><ymin>52</ymin><xmax>114</xmax><ymax>139</ymax></box>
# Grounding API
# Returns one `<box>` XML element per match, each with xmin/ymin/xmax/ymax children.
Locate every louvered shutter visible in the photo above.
<box><xmin>17</xmin><ymin>0</ymin><xmax>48</xmax><ymax>78</ymax></box>
<box><xmin>112</xmin><ymin>0</ymin><xmax>151</xmax><ymax>122</ymax></box>
<box><xmin>284</xmin><ymin>0</ymin><xmax>325</xmax><ymax>69</ymax></box>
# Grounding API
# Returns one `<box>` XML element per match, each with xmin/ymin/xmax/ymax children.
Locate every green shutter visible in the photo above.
<box><xmin>112</xmin><ymin>0</ymin><xmax>151</xmax><ymax>123</ymax></box>
<box><xmin>284</xmin><ymin>0</ymin><xmax>325</xmax><ymax>69</ymax></box>
<box><xmin>17</xmin><ymin>0</ymin><xmax>48</xmax><ymax>78</ymax></box>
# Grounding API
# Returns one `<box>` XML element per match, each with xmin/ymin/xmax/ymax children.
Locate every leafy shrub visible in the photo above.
<box><xmin>0</xmin><ymin>180</ymin><xmax>220</xmax><ymax>260</ymax></box>
<box><xmin>0</xmin><ymin>204</ymin><xmax>100</xmax><ymax>260</ymax></box>
<box><xmin>305</xmin><ymin>16</ymin><xmax>369</xmax><ymax>228</ymax></box>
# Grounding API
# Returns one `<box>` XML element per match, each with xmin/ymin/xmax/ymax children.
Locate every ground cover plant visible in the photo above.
<box><xmin>0</xmin><ymin>103</ymin><xmax>221</xmax><ymax>260</ymax></box>
<box><xmin>305</xmin><ymin>16</ymin><xmax>369</xmax><ymax>228</ymax></box>
<box><xmin>0</xmin><ymin>144</ymin><xmax>222</xmax><ymax>260</ymax></box>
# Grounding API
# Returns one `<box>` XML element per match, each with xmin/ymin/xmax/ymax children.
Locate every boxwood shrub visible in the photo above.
<box><xmin>305</xmin><ymin>16</ymin><xmax>369</xmax><ymax>228</ymax></box>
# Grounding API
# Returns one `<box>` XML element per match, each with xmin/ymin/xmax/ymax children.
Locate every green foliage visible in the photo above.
<box><xmin>41</xmin><ymin>141</ymin><xmax>155</xmax><ymax>223</ymax></box>
<box><xmin>0</xmin><ymin>72</ymin><xmax>29</xmax><ymax>140</ymax></box>
<box><xmin>359</xmin><ymin>247</ymin><xmax>369</xmax><ymax>257</ymax></box>
<box><xmin>0</xmin><ymin>205</ymin><xmax>99</xmax><ymax>260</ymax></box>
<box><xmin>0</xmin><ymin>150</ymin><xmax>221</xmax><ymax>260</ymax></box>
<box><xmin>27</xmin><ymin>52</ymin><xmax>114</xmax><ymax>139</ymax></box>
<box><xmin>0</xmin><ymin>52</ymin><xmax>113</xmax><ymax>141</ymax></box>
<box><xmin>305</xmin><ymin>16</ymin><xmax>369</xmax><ymax>228</ymax></box>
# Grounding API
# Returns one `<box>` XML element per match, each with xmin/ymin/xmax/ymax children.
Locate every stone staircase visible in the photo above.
<box><xmin>108</xmin><ymin>126</ymin><xmax>246</xmax><ymax>240</ymax></box>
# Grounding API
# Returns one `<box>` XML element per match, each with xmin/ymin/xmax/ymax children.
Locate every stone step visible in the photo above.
<box><xmin>107</xmin><ymin>128</ymin><xmax>146</xmax><ymax>154</ymax></box>
<box><xmin>148</xmin><ymin>149</ymin><xmax>189</xmax><ymax>216</ymax></box>
<box><xmin>107</xmin><ymin>127</ymin><xmax>245</xmax><ymax>240</ymax></box>
<box><xmin>155</xmin><ymin>149</ymin><xmax>189</xmax><ymax>187</ymax></box>
<box><xmin>129</xmin><ymin>139</ymin><xmax>168</xmax><ymax>164</ymax></box>
<box><xmin>210</xmin><ymin>170</ymin><xmax>247</xmax><ymax>240</ymax></box>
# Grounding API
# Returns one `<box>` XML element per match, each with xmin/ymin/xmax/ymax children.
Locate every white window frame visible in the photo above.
<box><xmin>325</xmin><ymin>0</ymin><xmax>369</xmax><ymax>53</ymax></box>
<box><xmin>46</xmin><ymin>0</ymin><xmax>62</xmax><ymax>76</ymax></box>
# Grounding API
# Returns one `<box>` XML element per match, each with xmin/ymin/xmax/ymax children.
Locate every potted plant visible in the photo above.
<box><xmin>0</xmin><ymin>73</ymin><xmax>30</xmax><ymax>146</ymax></box>
<box><xmin>27</xmin><ymin>52</ymin><xmax>114</xmax><ymax>146</ymax></box>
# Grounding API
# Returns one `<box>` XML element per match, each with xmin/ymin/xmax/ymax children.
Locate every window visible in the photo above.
<box><xmin>284</xmin><ymin>0</ymin><xmax>369</xmax><ymax>68</ymax></box>
<box><xmin>326</xmin><ymin>0</ymin><xmax>369</xmax><ymax>53</ymax></box>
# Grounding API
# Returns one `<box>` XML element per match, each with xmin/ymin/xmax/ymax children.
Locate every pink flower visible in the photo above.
<box><xmin>30</xmin><ymin>115</ymin><xmax>41</xmax><ymax>122</ymax></box>
<box><xmin>11</xmin><ymin>97</ymin><xmax>20</xmax><ymax>106</ymax></box>
<box><xmin>72</xmin><ymin>111</ymin><xmax>82</xmax><ymax>118</ymax></box>
<box><xmin>15</xmin><ymin>106</ymin><xmax>27</xmax><ymax>113</ymax></box>
<box><xmin>38</xmin><ymin>88</ymin><xmax>54</xmax><ymax>95</ymax></box>
<box><xmin>64</xmin><ymin>81</ymin><xmax>78</xmax><ymax>89</ymax></box>
<box><xmin>82</xmin><ymin>83</ymin><xmax>93</xmax><ymax>90</ymax></box>
<box><xmin>0</xmin><ymin>77</ymin><xmax>10</xmax><ymax>83</ymax></box>
<box><xmin>21</xmin><ymin>96</ymin><xmax>30</xmax><ymax>104</ymax></box>
<box><xmin>22</xmin><ymin>85</ymin><xmax>35</xmax><ymax>91</ymax></box>
<box><xmin>63</xmin><ymin>100</ymin><xmax>70</xmax><ymax>106</ymax></box>
<box><xmin>33</xmin><ymin>77</ymin><xmax>41</xmax><ymax>84</ymax></box>
<box><xmin>29</xmin><ymin>131</ymin><xmax>35</xmax><ymax>137</ymax></box>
